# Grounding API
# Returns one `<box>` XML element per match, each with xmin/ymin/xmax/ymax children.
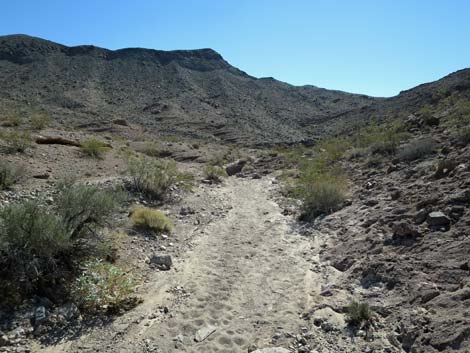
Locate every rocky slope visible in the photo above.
<box><xmin>0</xmin><ymin>34</ymin><xmax>374</xmax><ymax>145</ymax></box>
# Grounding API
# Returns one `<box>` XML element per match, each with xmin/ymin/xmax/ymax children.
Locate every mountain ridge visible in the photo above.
<box><xmin>0</xmin><ymin>34</ymin><xmax>469</xmax><ymax>144</ymax></box>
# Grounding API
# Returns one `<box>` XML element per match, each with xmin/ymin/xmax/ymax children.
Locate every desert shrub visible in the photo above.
<box><xmin>0</xmin><ymin>201</ymin><xmax>71</xmax><ymax>297</ymax></box>
<box><xmin>81</xmin><ymin>137</ymin><xmax>109</xmax><ymax>158</ymax></box>
<box><xmin>344</xmin><ymin>147</ymin><xmax>368</xmax><ymax>160</ymax></box>
<box><xmin>127</xmin><ymin>156</ymin><xmax>192</xmax><ymax>200</ymax></box>
<box><xmin>0</xmin><ymin>201</ymin><xmax>70</xmax><ymax>258</ymax></box>
<box><xmin>296</xmin><ymin>157</ymin><xmax>347</xmax><ymax>221</ymax></box>
<box><xmin>457</xmin><ymin>127</ymin><xmax>470</xmax><ymax>145</ymax></box>
<box><xmin>0</xmin><ymin>162</ymin><xmax>25</xmax><ymax>190</ymax></box>
<box><xmin>354</xmin><ymin>121</ymin><xmax>407</xmax><ymax>155</ymax></box>
<box><xmin>1</xmin><ymin>112</ymin><xmax>22</xmax><ymax>127</ymax></box>
<box><xmin>318</xmin><ymin>137</ymin><xmax>351</xmax><ymax>161</ymax></box>
<box><xmin>55</xmin><ymin>180</ymin><xmax>123</xmax><ymax>239</ymax></box>
<box><xmin>131</xmin><ymin>207</ymin><xmax>173</xmax><ymax>233</ymax></box>
<box><xmin>30</xmin><ymin>111</ymin><xmax>52</xmax><ymax>130</ymax></box>
<box><xmin>72</xmin><ymin>259</ymin><xmax>136</xmax><ymax>313</ymax></box>
<box><xmin>1</xmin><ymin>131</ymin><xmax>32</xmax><ymax>153</ymax></box>
<box><xmin>346</xmin><ymin>300</ymin><xmax>374</xmax><ymax>326</ymax></box>
<box><xmin>203</xmin><ymin>164</ymin><xmax>227</xmax><ymax>183</ymax></box>
<box><xmin>398</xmin><ymin>137</ymin><xmax>436</xmax><ymax>161</ymax></box>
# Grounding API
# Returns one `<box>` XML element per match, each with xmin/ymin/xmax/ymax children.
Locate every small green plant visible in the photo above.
<box><xmin>30</xmin><ymin>111</ymin><xmax>52</xmax><ymax>130</ymax></box>
<box><xmin>72</xmin><ymin>259</ymin><xmax>136</xmax><ymax>312</ymax></box>
<box><xmin>81</xmin><ymin>137</ymin><xmax>109</xmax><ymax>158</ymax></box>
<box><xmin>131</xmin><ymin>207</ymin><xmax>173</xmax><ymax>233</ymax></box>
<box><xmin>398</xmin><ymin>137</ymin><xmax>436</xmax><ymax>161</ymax></box>
<box><xmin>0</xmin><ymin>162</ymin><xmax>25</xmax><ymax>190</ymax></box>
<box><xmin>127</xmin><ymin>156</ymin><xmax>192</xmax><ymax>200</ymax></box>
<box><xmin>203</xmin><ymin>164</ymin><xmax>227</xmax><ymax>183</ymax></box>
<box><xmin>346</xmin><ymin>300</ymin><xmax>374</xmax><ymax>326</ymax></box>
<box><xmin>1</xmin><ymin>131</ymin><xmax>32</xmax><ymax>153</ymax></box>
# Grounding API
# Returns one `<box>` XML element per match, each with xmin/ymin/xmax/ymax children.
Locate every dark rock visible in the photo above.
<box><xmin>365</xmin><ymin>199</ymin><xmax>379</xmax><ymax>206</ymax></box>
<box><xmin>34</xmin><ymin>306</ymin><xmax>47</xmax><ymax>325</ymax></box>
<box><xmin>392</xmin><ymin>221</ymin><xmax>420</xmax><ymax>238</ymax></box>
<box><xmin>421</xmin><ymin>290</ymin><xmax>440</xmax><ymax>304</ymax></box>
<box><xmin>416</xmin><ymin>197</ymin><xmax>439</xmax><ymax>210</ymax></box>
<box><xmin>390</xmin><ymin>190</ymin><xmax>401</xmax><ymax>200</ymax></box>
<box><xmin>150</xmin><ymin>254</ymin><xmax>172</xmax><ymax>270</ymax></box>
<box><xmin>225</xmin><ymin>160</ymin><xmax>247</xmax><ymax>176</ymax></box>
<box><xmin>448</xmin><ymin>189</ymin><xmax>470</xmax><ymax>205</ymax></box>
<box><xmin>426</xmin><ymin>211</ymin><xmax>451</xmax><ymax>227</ymax></box>
<box><xmin>415</xmin><ymin>209</ymin><xmax>429</xmax><ymax>224</ymax></box>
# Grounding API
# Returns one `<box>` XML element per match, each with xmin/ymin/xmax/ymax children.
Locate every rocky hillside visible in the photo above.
<box><xmin>0</xmin><ymin>34</ymin><xmax>375</xmax><ymax>145</ymax></box>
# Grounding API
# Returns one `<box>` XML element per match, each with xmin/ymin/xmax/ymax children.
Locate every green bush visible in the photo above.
<box><xmin>1</xmin><ymin>131</ymin><xmax>32</xmax><ymax>153</ymax></box>
<box><xmin>72</xmin><ymin>259</ymin><xmax>136</xmax><ymax>313</ymax></box>
<box><xmin>0</xmin><ymin>201</ymin><xmax>70</xmax><ymax>258</ymax></box>
<box><xmin>131</xmin><ymin>207</ymin><xmax>173</xmax><ymax>233</ymax></box>
<box><xmin>457</xmin><ymin>127</ymin><xmax>470</xmax><ymax>145</ymax></box>
<box><xmin>30</xmin><ymin>112</ymin><xmax>52</xmax><ymax>130</ymax></box>
<box><xmin>346</xmin><ymin>300</ymin><xmax>374</xmax><ymax>326</ymax></box>
<box><xmin>354</xmin><ymin>121</ymin><xmax>407</xmax><ymax>155</ymax></box>
<box><xmin>81</xmin><ymin>137</ymin><xmax>109</xmax><ymax>158</ymax></box>
<box><xmin>55</xmin><ymin>180</ymin><xmax>123</xmax><ymax>239</ymax></box>
<box><xmin>127</xmin><ymin>156</ymin><xmax>192</xmax><ymax>200</ymax></box>
<box><xmin>296</xmin><ymin>156</ymin><xmax>347</xmax><ymax>221</ymax></box>
<box><xmin>398</xmin><ymin>137</ymin><xmax>436</xmax><ymax>161</ymax></box>
<box><xmin>203</xmin><ymin>165</ymin><xmax>227</xmax><ymax>183</ymax></box>
<box><xmin>0</xmin><ymin>162</ymin><xmax>25</xmax><ymax>190</ymax></box>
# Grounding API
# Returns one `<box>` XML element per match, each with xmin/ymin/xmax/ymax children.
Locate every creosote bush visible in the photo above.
<box><xmin>346</xmin><ymin>300</ymin><xmax>374</xmax><ymax>326</ymax></box>
<box><xmin>0</xmin><ymin>162</ymin><xmax>25</xmax><ymax>190</ymax></box>
<box><xmin>131</xmin><ymin>207</ymin><xmax>173</xmax><ymax>233</ymax></box>
<box><xmin>72</xmin><ymin>259</ymin><xmax>136</xmax><ymax>313</ymax></box>
<box><xmin>81</xmin><ymin>137</ymin><xmax>109</xmax><ymax>158</ymax></box>
<box><xmin>127</xmin><ymin>156</ymin><xmax>192</xmax><ymax>200</ymax></box>
<box><xmin>0</xmin><ymin>181</ymin><xmax>125</xmax><ymax>304</ymax></box>
<box><xmin>398</xmin><ymin>137</ymin><xmax>436</xmax><ymax>161</ymax></box>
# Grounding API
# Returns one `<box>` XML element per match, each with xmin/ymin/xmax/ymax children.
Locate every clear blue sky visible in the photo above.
<box><xmin>1</xmin><ymin>0</ymin><xmax>469</xmax><ymax>97</ymax></box>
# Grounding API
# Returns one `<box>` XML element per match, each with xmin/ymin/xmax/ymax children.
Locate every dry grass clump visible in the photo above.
<box><xmin>131</xmin><ymin>207</ymin><xmax>173</xmax><ymax>233</ymax></box>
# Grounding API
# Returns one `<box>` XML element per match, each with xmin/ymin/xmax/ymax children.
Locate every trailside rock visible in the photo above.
<box><xmin>194</xmin><ymin>325</ymin><xmax>216</xmax><ymax>342</ymax></box>
<box><xmin>150</xmin><ymin>254</ymin><xmax>173</xmax><ymax>270</ymax></box>
<box><xmin>426</xmin><ymin>211</ymin><xmax>451</xmax><ymax>227</ymax></box>
<box><xmin>252</xmin><ymin>348</ymin><xmax>291</xmax><ymax>353</ymax></box>
<box><xmin>225</xmin><ymin>160</ymin><xmax>247</xmax><ymax>176</ymax></box>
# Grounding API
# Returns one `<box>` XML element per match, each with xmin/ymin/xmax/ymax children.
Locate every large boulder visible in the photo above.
<box><xmin>426</xmin><ymin>211</ymin><xmax>450</xmax><ymax>227</ymax></box>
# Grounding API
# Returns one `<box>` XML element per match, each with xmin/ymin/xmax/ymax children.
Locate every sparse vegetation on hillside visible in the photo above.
<box><xmin>127</xmin><ymin>156</ymin><xmax>192</xmax><ymax>200</ymax></box>
<box><xmin>0</xmin><ymin>161</ymin><xmax>24</xmax><ymax>190</ymax></box>
<box><xmin>346</xmin><ymin>300</ymin><xmax>374</xmax><ymax>326</ymax></box>
<box><xmin>398</xmin><ymin>137</ymin><xmax>436</xmax><ymax>161</ymax></box>
<box><xmin>203</xmin><ymin>164</ymin><xmax>227</xmax><ymax>183</ymax></box>
<box><xmin>0</xmin><ymin>131</ymin><xmax>32</xmax><ymax>153</ymax></box>
<box><xmin>81</xmin><ymin>137</ymin><xmax>109</xmax><ymax>158</ymax></box>
<box><xmin>30</xmin><ymin>111</ymin><xmax>52</xmax><ymax>130</ymax></box>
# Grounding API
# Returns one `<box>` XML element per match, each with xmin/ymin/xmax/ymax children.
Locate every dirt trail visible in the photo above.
<box><xmin>39</xmin><ymin>177</ymin><xmax>324</xmax><ymax>353</ymax></box>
